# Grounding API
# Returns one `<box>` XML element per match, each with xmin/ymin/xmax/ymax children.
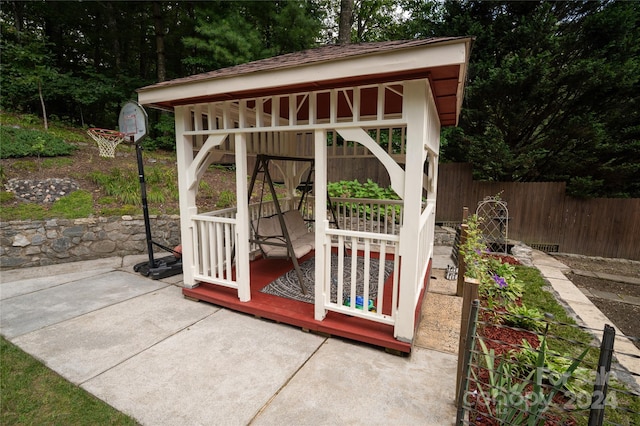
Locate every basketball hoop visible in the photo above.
<box><xmin>87</xmin><ymin>128</ymin><xmax>128</xmax><ymax>158</ymax></box>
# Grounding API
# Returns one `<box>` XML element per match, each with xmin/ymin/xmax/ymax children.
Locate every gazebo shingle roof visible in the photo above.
<box><xmin>141</xmin><ymin>37</ymin><xmax>467</xmax><ymax>90</ymax></box>
<box><xmin>138</xmin><ymin>37</ymin><xmax>471</xmax><ymax>126</ymax></box>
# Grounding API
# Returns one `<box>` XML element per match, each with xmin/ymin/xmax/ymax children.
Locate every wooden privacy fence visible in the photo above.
<box><xmin>435</xmin><ymin>163</ymin><xmax>640</xmax><ymax>261</ymax></box>
<box><xmin>216</xmin><ymin>155</ymin><xmax>637</xmax><ymax>260</ymax></box>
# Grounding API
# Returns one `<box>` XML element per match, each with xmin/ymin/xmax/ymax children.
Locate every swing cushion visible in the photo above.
<box><xmin>253</xmin><ymin>210</ymin><xmax>314</xmax><ymax>258</ymax></box>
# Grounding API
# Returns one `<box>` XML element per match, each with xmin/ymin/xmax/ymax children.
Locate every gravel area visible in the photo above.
<box><xmin>567</xmin><ymin>273</ymin><xmax>640</xmax><ymax>298</ymax></box>
<box><xmin>552</xmin><ymin>253</ymin><xmax>640</xmax><ymax>278</ymax></box>
<box><xmin>554</xmin><ymin>254</ymin><xmax>640</xmax><ymax>349</ymax></box>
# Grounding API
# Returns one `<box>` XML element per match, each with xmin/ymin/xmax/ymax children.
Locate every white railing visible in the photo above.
<box><xmin>321</xmin><ymin>228</ymin><xmax>400</xmax><ymax>326</ymax></box>
<box><xmin>302</xmin><ymin>196</ymin><xmax>403</xmax><ymax>236</ymax></box>
<box><xmin>416</xmin><ymin>201</ymin><xmax>436</xmax><ymax>297</ymax></box>
<box><xmin>192</xmin><ymin>199</ymin><xmax>288</xmax><ymax>285</ymax></box>
<box><xmin>191</xmin><ymin>212</ymin><xmax>237</xmax><ymax>288</ymax></box>
<box><xmin>192</xmin><ymin>197</ymin><xmax>417</xmax><ymax>330</ymax></box>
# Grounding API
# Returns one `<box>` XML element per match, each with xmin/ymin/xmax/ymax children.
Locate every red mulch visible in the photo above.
<box><xmin>488</xmin><ymin>253</ymin><xmax>521</xmax><ymax>265</ymax></box>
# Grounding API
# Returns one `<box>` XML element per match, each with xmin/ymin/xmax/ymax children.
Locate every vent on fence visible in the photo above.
<box><xmin>528</xmin><ymin>243</ymin><xmax>560</xmax><ymax>253</ymax></box>
<box><xmin>437</xmin><ymin>221</ymin><xmax>461</xmax><ymax>229</ymax></box>
<box><xmin>476</xmin><ymin>196</ymin><xmax>509</xmax><ymax>254</ymax></box>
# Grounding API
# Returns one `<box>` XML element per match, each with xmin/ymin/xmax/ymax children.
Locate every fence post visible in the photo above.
<box><xmin>455</xmin><ymin>277</ymin><xmax>480</xmax><ymax>405</ymax></box>
<box><xmin>456</xmin><ymin>299</ymin><xmax>480</xmax><ymax>424</ymax></box>
<box><xmin>588</xmin><ymin>324</ymin><xmax>616</xmax><ymax>426</ymax></box>
<box><xmin>456</xmin><ymin>207</ymin><xmax>469</xmax><ymax>297</ymax></box>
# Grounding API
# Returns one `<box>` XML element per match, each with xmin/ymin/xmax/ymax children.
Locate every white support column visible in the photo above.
<box><xmin>289</xmin><ymin>94</ymin><xmax>296</xmax><ymax>126</ymax></box>
<box><xmin>235</xmin><ymin>133</ymin><xmax>251</xmax><ymax>302</ymax></box>
<box><xmin>309</xmin><ymin>92</ymin><xmax>317</xmax><ymax>125</ymax></box>
<box><xmin>271</xmin><ymin>96</ymin><xmax>280</xmax><ymax>127</ymax></box>
<box><xmin>314</xmin><ymin>129</ymin><xmax>328</xmax><ymax>321</ymax></box>
<box><xmin>396</xmin><ymin>80</ymin><xmax>429</xmax><ymax>342</ymax></box>
<box><xmin>377</xmin><ymin>84</ymin><xmax>385</xmax><ymax>121</ymax></box>
<box><xmin>174</xmin><ymin>106</ymin><xmax>197</xmax><ymax>288</ymax></box>
<box><xmin>256</xmin><ymin>98</ymin><xmax>264</xmax><ymax>128</ymax></box>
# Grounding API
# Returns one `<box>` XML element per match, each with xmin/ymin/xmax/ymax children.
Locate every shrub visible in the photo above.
<box><xmin>0</xmin><ymin>126</ymin><xmax>77</xmax><ymax>158</ymax></box>
<box><xmin>217</xmin><ymin>190</ymin><xmax>236</xmax><ymax>208</ymax></box>
<box><xmin>327</xmin><ymin>179</ymin><xmax>400</xmax><ymax>221</ymax></box>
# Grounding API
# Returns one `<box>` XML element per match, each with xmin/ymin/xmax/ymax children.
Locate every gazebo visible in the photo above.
<box><xmin>137</xmin><ymin>37</ymin><xmax>472</xmax><ymax>353</ymax></box>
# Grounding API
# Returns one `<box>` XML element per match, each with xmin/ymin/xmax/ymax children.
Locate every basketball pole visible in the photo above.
<box><xmin>133</xmin><ymin>134</ymin><xmax>156</xmax><ymax>269</ymax></box>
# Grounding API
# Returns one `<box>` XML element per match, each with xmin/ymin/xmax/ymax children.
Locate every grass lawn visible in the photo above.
<box><xmin>0</xmin><ymin>336</ymin><xmax>137</xmax><ymax>425</ymax></box>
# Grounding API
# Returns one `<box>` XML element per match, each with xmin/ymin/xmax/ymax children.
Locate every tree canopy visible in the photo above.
<box><xmin>418</xmin><ymin>1</ymin><xmax>640</xmax><ymax>198</ymax></box>
<box><xmin>1</xmin><ymin>0</ymin><xmax>638</xmax><ymax>197</ymax></box>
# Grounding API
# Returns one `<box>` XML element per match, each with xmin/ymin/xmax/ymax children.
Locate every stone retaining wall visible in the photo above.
<box><xmin>1</xmin><ymin>215</ymin><xmax>181</xmax><ymax>269</ymax></box>
<box><xmin>1</xmin><ymin>215</ymin><xmax>457</xmax><ymax>270</ymax></box>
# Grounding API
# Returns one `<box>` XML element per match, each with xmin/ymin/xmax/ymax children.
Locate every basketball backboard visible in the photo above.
<box><xmin>118</xmin><ymin>101</ymin><xmax>148</xmax><ymax>143</ymax></box>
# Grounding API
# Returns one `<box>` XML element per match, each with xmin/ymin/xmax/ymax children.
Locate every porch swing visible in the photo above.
<box><xmin>248</xmin><ymin>154</ymin><xmax>316</xmax><ymax>294</ymax></box>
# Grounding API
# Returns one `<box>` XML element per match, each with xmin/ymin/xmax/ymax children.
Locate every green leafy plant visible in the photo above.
<box><xmin>459</xmin><ymin>214</ymin><xmax>490</xmax><ymax>282</ymax></box>
<box><xmin>474</xmin><ymin>337</ymin><xmax>589</xmax><ymax>425</ymax></box>
<box><xmin>327</xmin><ymin>179</ymin><xmax>401</xmax><ymax>221</ymax></box>
<box><xmin>473</xmin><ymin>338</ymin><xmax>537</xmax><ymax>424</ymax></box>
<box><xmin>508</xmin><ymin>339</ymin><xmax>591</xmax><ymax>399</ymax></box>
<box><xmin>503</xmin><ymin>304</ymin><xmax>545</xmax><ymax>332</ymax></box>
<box><xmin>460</xmin><ymin>215</ymin><xmax>524</xmax><ymax>306</ymax></box>
<box><xmin>481</xmin><ymin>258</ymin><xmax>525</xmax><ymax>305</ymax></box>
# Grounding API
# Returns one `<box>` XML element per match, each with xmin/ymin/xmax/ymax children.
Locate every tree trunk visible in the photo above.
<box><xmin>153</xmin><ymin>1</ymin><xmax>166</xmax><ymax>82</ymax></box>
<box><xmin>105</xmin><ymin>2</ymin><xmax>121</xmax><ymax>72</ymax></box>
<box><xmin>38</xmin><ymin>80</ymin><xmax>48</xmax><ymax>131</ymax></box>
<box><xmin>338</xmin><ymin>0</ymin><xmax>354</xmax><ymax>45</ymax></box>
<box><xmin>11</xmin><ymin>0</ymin><xmax>24</xmax><ymax>36</ymax></box>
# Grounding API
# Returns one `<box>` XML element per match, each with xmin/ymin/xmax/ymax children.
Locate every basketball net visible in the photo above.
<box><xmin>87</xmin><ymin>128</ymin><xmax>127</xmax><ymax>158</ymax></box>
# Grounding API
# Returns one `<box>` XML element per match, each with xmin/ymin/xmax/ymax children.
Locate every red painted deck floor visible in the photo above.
<box><xmin>182</xmin><ymin>253</ymin><xmax>427</xmax><ymax>353</ymax></box>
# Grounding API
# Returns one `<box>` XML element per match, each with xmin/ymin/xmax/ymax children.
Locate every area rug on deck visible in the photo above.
<box><xmin>260</xmin><ymin>254</ymin><xmax>394</xmax><ymax>305</ymax></box>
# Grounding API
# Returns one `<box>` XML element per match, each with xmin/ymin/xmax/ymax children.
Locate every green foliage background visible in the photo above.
<box><xmin>1</xmin><ymin>0</ymin><xmax>638</xmax><ymax>197</ymax></box>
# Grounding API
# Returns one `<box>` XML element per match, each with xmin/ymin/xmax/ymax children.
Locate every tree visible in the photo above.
<box><xmin>0</xmin><ymin>19</ymin><xmax>60</xmax><ymax>129</ymax></box>
<box><xmin>334</xmin><ymin>0</ymin><xmax>408</xmax><ymax>44</ymax></box>
<box><xmin>406</xmin><ymin>0</ymin><xmax>640</xmax><ymax>197</ymax></box>
<box><xmin>182</xmin><ymin>1</ymin><xmax>323</xmax><ymax>74</ymax></box>
<box><xmin>338</xmin><ymin>0</ymin><xmax>354</xmax><ymax>44</ymax></box>
<box><xmin>153</xmin><ymin>1</ymin><xmax>166</xmax><ymax>82</ymax></box>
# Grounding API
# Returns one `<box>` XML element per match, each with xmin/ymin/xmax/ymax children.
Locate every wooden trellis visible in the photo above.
<box><xmin>476</xmin><ymin>196</ymin><xmax>509</xmax><ymax>254</ymax></box>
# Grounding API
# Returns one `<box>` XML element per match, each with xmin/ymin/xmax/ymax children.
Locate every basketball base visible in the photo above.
<box><xmin>134</xmin><ymin>255</ymin><xmax>183</xmax><ymax>280</ymax></box>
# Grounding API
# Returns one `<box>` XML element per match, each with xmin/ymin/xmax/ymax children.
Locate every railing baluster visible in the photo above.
<box><xmin>377</xmin><ymin>240</ymin><xmax>387</xmax><ymax>314</ymax></box>
<box><xmin>216</xmin><ymin>222</ymin><xmax>224</xmax><ymax>278</ymax></box>
<box><xmin>337</xmin><ymin>235</ymin><xmax>344</xmax><ymax>304</ymax></box>
<box><xmin>363</xmin><ymin>239</ymin><xmax>371</xmax><ymax>308</ymax></box>
<box><xmin>203</xmin><ymin>222</ymin><xmax>211</xmax><ymax>276</ymax></box>
<box><xmin>224</xmin><ymin>223</ymin><xmax>232</xmax><ymax>280</ymax></box>
<box><xmin>350</xmin><ymin>237</ymin><xmax>359</xmax><ymax>308</ymax></box>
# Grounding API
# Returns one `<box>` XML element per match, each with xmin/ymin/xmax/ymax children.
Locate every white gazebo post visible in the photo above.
<box><xmin>314</xmin><ymin>128</ymin><xmax>328</xmax><ymax>321</ymax></box>
<box><xmin>396</xmin><ymin>79</ymin><xmax>429</xmax><ymax>341</ymax></box>
<box><xmin>235</xmin><ymin>131</ymin><xmax>251</xmax><ymax>302</ymax></box>
<box><xmin>174</xmin><ymin>105</ymin><xmax>197</xmax><ymax>288</ymax></box>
